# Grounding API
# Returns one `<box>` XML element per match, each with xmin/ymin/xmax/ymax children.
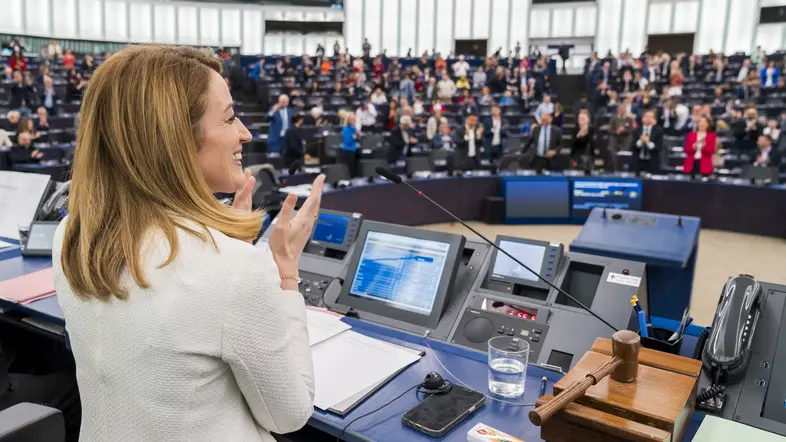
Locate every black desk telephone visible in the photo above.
<box><xmin>697</xmin><ymin>274</ymin><xmax>764</xmax><ymax>410</ymax></box>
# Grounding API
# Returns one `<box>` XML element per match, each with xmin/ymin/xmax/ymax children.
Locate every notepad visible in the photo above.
<box><xmin>311</xmin><ymin>330</ymin><xmax>422</xmax><ymax>411</ymax></box>
<box><xmin>306</xmin><ymin>308</ymin><xmax>351</xmax><ymax>346</ymax></box>
<box><xmin>693</xmin><ymin>415</ymin><xmax>786</xmax><ymax>441</ymax></box>
<box><xmin>0</xmin><ymin>239</ymin><xmax>14</xmax><ymax>250</ymax></box>
<box><xmin>0</xmin><ymin>268</ymin><xmax>56</xmax><ymax>304</ymax></box>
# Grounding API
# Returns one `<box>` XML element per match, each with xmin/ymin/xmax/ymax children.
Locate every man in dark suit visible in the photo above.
<box><xmin>455</xmin><ymin>114</ymin><xmax>483</xmax><ymax>171</ymax></box>
<box><xmin>282</xmin><ymin>115</ymin><xmax>305</xmax><ymax>169</ymax></box>
<box><xmin>483</xmin><ymin>105</ymin><xmax>508</xmax><ymax>162</ymax></box>
<box><xmin>733</xmin><ymin>106</ymin><xmax>764</xmax><ymax>157</ymax></box>
<box><xmin>265</xmin><ymin>94</ymin><xmax>292</xmax><ymax>154</ymax></box>
<box><xmin>524</xmin><ymin>112</ymin><xmax>560</xmax><ymax>172</ymax></box>
<box><xmin>631</xmin><ymin>109</ymin><xmax>664</xmax><ymax>175</ymax></box>
<box><xmin>431</xmin><ymin>122</ymin><xmax>455</xmax><ymax>150</ymax></box>
<box><xmin>753</xmin><ymin>134</ymin><xmax>783</xmax><ymax>170</ymax></box>
<box><xmin>388</xmin><ymin>116</ymin><xmax>418</xmax><ymax>163</ymax></box>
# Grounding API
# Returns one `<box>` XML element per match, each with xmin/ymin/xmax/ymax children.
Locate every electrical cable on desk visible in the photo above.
<box><xmin>336</xmin><ymin>383</ymin><xmax>421</xmax><ymax>442</ymax></box>
<box><xmin>422</xmin><ymin>331</ymin><xmax>537</xmax><ymax>408</ymax></box>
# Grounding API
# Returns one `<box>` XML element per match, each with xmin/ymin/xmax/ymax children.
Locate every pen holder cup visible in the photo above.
<box><xmin>640</xmin><ymin>327</ymin><xmax>683</xmax><ymax>355</ymax></box>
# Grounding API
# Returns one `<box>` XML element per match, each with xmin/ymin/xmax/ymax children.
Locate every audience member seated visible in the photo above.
<box><xmin>753</xmin><ymin>134</ymin><xmax>782</xmax><ymax>170</ymax></box>
<box><xmin>524</xmin><ymin>112</ymin><xmax>560</xmax><ymax>172</ymax></box>
<box><xmin>632</xmin><ymin>109</ymin><xmax>664</xmax><ymax>176</ymax></box>
<box><xmin>683</xmin><ymin>115</ymin><xmax>717</xmax><ymax>178</ymax></box>
<box><xmin>432</xmin><ymin>122</ymin><xmax>455</xmax><ymax>150</ymax></box>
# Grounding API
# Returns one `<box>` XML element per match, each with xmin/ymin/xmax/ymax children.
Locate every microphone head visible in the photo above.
<box><xmin>375</xmin><ymin>166</ymin><xmax>403</xmax><ymax>184</ymax></box>
<box><xmin>288</xmin><ymin>160</ymin><xmax>303</xmax><ymax>176</ymax></box>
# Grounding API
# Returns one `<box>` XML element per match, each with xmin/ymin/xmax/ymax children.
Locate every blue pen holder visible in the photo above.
<box><xmin>639</xmin><ymin>327</ymin><xmax>683</xmax><ymax>355</ymax></box>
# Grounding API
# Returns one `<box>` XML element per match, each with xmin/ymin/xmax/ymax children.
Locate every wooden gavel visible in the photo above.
<box><xmin>529</xmin><ymin>330</ymin><xmax>641</xmax><ymax>426</ymax></box>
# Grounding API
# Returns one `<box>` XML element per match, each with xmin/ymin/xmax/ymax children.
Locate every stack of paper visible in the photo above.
<box><xmin>304</xmin><ymin>308</ymin><xmax>423</xmax><ymax>414</ymax></box>
<box><xmin>0</xmin><ymin>239</ymin><xmax>15</xmax><ymax>250</ymax></box>
<box><xmin>693</xmin><ymin>415</ymin><xmax>786</xmax><ymax>441</ymax></box>
<box><xmin>0</xmin><ymin>268</ymin><xmax>56</xmax><ymax>304</ymax></box>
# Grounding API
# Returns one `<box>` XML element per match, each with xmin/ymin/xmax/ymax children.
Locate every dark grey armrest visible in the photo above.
<box><xmin>0</xmin><ymin>403</ymin><xmax>64</xmax><ymax>442</ymax></box>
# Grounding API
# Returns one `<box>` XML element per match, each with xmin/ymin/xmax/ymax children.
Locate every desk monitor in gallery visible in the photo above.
<box><xmin>570</xmin><ymin>177</ymin><xmax>643</xmax><ymax>220</ymax></box>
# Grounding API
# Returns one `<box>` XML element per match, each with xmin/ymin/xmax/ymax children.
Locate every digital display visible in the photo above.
<box><xmin>491</xmin><ymin>240</ymin><xmax>546</xmax><ymax>282</ymax></box>
<box><xmin>312</xmin><ymin>213</ymin><xmax>349</xmax><ymax>245</ymax></box>
<box><xmin>571</xmin><ymin>179</ymin><xmax>642</xmax><ymax>219</ymax></box>
<box><xmin>504</xmin><ymin>178</ymin><xmax>570</xmax><ymax>220</ymax></box>
<box><xmin>481</xmin><ymin>299</ymin><xmax>538</xmax><ymax>321</ymax></box>
<box><xmin>26</xmin><ymin>223</ymin><xmax>58</xmax><ymax>251</ymax></box>
<box><xmin>349</xmin><ymin>231</ymin><xmax>450</xmax><ymax>315</ymax></box>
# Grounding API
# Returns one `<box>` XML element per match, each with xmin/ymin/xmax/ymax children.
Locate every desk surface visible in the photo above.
<box><xmin>571</xmin><ymin>208</ymin><xmax>701</xmax><ymax>267</ymax></box>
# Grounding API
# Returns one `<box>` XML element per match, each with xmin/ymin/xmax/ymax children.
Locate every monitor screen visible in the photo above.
<box><xmin>348</xmin><ymin>231</ymin><xmax>451</xmax><ymax>315</ymax></box>
<box><xmin>312</xmin><ymin>212</ymin><xmax>349</xmax><ymax>245</ymax></box>
<box><xmin>571</xmin><ymin>179</ymin><xmax>642</xmax><ymax>219</ymax></box>
<box><xmin>504</xmin><ymin>178</ymin><xmax>570</xmax><ymax>220</ymax></box>
<box><xmin>491</xmin><ymin>240</ymin><xmax>546</xmax><ymax>282</ymax></box>
<box><xmin>26</xmin><ymin>222</ymin><xmax>59</xmax><ymax>251</ymax></box>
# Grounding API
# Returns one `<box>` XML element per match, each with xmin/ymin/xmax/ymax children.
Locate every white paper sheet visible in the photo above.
<box><xmin>306</xmin><ymin>309</ymin><xmax>351</xmax><ymax>346</ymax></box>
<box><xmin>0</xmin><ymin>239</ymin><xmax>15</xmax><ymax>249</ymax></box>
<box><xmin>0</xmin><ymin>172</ymin><xmax>51</xmax><ymax>240</ymax></box>
<box><xmin>310</xmin><ymin>330</ymin><xmax>422</xmax><ymax>410</ymax></box>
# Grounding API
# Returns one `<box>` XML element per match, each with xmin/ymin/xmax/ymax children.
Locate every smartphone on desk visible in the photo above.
<box><xmin>402</xmin><ymin>384</ymin><xmax>485</xmax><ymax>437</ymax></box>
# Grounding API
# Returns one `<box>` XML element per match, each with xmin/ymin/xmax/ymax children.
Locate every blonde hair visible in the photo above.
<box><xmin>61</xmin><ymin>45</ymin><xmax>262</xmax><ymax>301</ymax></box>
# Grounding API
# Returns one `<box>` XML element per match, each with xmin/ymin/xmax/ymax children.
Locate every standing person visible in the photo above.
<box><xmin>355</xmin><ymin>101</ymin><xmax>378</xmax><ymax>133</ymax></box>
<box><xmin>388</xmin><ymin>116</ymin><xmax>418</xmax><ymax>163</ymax></box>
<box><xmin>483</xmin><ymin>105</ymin><xmax>507</xmax><ymax>162</ymax></box>
<box><xmin>571</xmin><ymin>111</ymin><xmax>594</xmax><ymax>171</ymax></box>
<box><xmin>752</xmin><ymin>134</ymin><xmax>782</xmax><ymax>169</ymax></box>
<box><xmin>362</xmin><ymin>38</ymin><xmax>371</xmax><ymax>59</ymax></box>
<box><xmin>608</xmin><ymin>104</ymin><xmax>635</xmax><ymax>160</ymax></box>
<box><xmin>524</xmin><ymin>112</ymin><xmax>559</xmax><ymax>173</ymax></box>
<box><xmin>733</xmin><ymin>106</ymin><xmax>763</xmax><ymax>156</ymax></box>
<box><xmin>62</xmin><ymin>49</ymin><xmax>76</xmax><ymax>69</ymax></box>
<box><xmin>333</xmin><ymin>40</ymin><xmax>341</xmax><ymax>57</ymax></box>
<box><xmin>39</xmin><ymin>75</ymin><xmax>57</xmax><ymax>115</ymax></box>
<box><xmin>456</xmin><ymin>114</ymin><xmax>483</xmax><ymax>172</ymax></box>
<box><xmin>631</xmin><ymin>109</ymin><xmax>664</xmax><ymax>176</ymax></box>
<box><xmin>54</xmin><ymin>45</ymin><xmax>325</xmax><ymax>442</ymax></box>
<box><xmin>683</xmin><ymin>115</ymin><xmax>717</xmax><ymax>178</ymax></box>
<box><xmin>265</xmin><ymin>94</ymin><xmax>291</xmax><ymax>154</ymax></box>
<box><xmin>340</xmin><ymin>113</ymin><xmax>359</xmax><ymax>177</ymax></box>
<box><xmin>282</xmin><ymin>115</ymin><xmax>305</xmax><ymax>169</ymax></box>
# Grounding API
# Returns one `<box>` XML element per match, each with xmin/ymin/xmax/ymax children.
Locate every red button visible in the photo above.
<box><xmin>622</xmin><ymin>269</ymin><xmax>630</xmax><ymax>275</ymax></box>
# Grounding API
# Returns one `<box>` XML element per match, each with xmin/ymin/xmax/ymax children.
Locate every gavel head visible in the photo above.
<box><xmin>610</xmin><ymin>330</ymin><xmax>640</xmax><ymax>383</ymax></box>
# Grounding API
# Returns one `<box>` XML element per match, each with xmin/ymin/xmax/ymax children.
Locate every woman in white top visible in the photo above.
<box><xmin>53</xmin><ymin>45</ymin><xmax>324</xmax><ymax>442</ymax></box>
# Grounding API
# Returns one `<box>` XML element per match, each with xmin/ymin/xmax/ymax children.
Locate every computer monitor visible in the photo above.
<box><xmin>308</xmin><ymin>209</ymin><xmax>363</xmax><ymax>256</ymax></box>
<box><xmin>503</xmin><ymin>177</ymin><xmax>570</xmax><ymax>222</ymax></box>
<box><xmin>571</xmin><ymin>178</ymin><xmax>643</xmax><ymax>220</ymax></box>
<box><xmin>337</xmin><ymin>221</ymin><xmax>465</xmax><ymax>328</ymax></box>
<box><xmin>21</xmin><ymin>221</ymin><xmax>60</xmax><ymax>257</ymax></box>
<box><xmin>486</xmin><ymin>236</ymin><xmax>564</xmax><ymax>291</ymax></box>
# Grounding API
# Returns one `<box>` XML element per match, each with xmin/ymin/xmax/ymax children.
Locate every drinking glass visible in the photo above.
<box><xmin>487</xmin><ymin>335</ymin><xmax>529</xmax><ymax>398</ymax></box>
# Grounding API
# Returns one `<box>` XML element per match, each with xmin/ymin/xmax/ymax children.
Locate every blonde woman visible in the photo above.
<box><xmin>54</xmin><ymin>45</ymin><xmax>324</xmax><ymax>442</ymax></box>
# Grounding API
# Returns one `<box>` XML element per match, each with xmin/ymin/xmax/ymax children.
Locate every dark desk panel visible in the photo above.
<box><xmin>321</xmin><ymin>177</ymin><xmax>500</xmax><ymax>226</ymax></box>
<box><xmin>643</xmin><ymin>180</ymin><xmax>786</xmax><ymax>238</ymax></box>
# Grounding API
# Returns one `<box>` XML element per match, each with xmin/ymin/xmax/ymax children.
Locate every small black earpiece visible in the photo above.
<box><xmin>419</xmin><ymin>371</ymin><xmax>452</xmax><ymax>395</ymax></box>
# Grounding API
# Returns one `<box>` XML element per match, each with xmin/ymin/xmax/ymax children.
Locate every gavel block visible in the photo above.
<box><xmin>537</xmin><ymin>337</ymin><xmax>702</xmax><ymax>442</ymax></box>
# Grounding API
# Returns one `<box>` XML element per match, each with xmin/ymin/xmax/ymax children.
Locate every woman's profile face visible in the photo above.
<box><xmin>195</xmin><ymin>71</ymin><xmax>252</xmax><ymax>193</ymax></box>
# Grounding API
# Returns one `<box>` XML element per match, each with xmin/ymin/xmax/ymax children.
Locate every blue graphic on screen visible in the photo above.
<box><xmin>349</xmin><ymin>231</ymin><xmax>450</xmax><ymax>315</ymax></box>
<box><xmin>571</xmin><ymin>180</ymin><xmax>642</xmax><ymax>219</ymax></box>
<box><xmin>312</xmin><ymin>213</ymin><xmax>349</xmax><ymax>245</ymax></box>
<box><xmin>491</xmin><ymin>241</ymin><xmax>546</xmax><ymax>282</ymax></box>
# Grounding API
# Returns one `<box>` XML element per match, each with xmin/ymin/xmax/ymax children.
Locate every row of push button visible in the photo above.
<box><xmin>546</xmin><ymin>247</ymin><xmax>558</xmax><ymax>277</ymax></box>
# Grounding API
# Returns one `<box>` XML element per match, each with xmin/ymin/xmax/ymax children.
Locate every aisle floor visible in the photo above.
<box><xmin>421</xmin><ymin>222</ymin><xmax>786</xmax><ymax>326</ymax></box>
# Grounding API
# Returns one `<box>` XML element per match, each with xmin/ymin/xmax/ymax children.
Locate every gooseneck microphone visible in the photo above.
<box><xmin>375</xmin><ymin>166</ymin><xmax>619</xmax><ymax>332</ymax></box>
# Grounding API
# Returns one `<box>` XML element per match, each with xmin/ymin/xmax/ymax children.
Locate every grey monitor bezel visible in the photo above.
<box><xmin>336</xmin><ymin>220</ymin><xmax>465</xmax><ymax>328</ymax></box>
<box><xmin>486</xmin><ymin>235</ymin><xmax>563</xmax><ymax>291</ymax></box>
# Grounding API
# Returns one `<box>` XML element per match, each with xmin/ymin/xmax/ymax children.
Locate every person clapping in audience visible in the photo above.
<box><xmin>683</xmin><ymin>115</ymin><xmax>717</xmax><ymax>178</ymax></box>
<box><xmin>35</xmin><ymin>106</ymin><xmax>50</xmax><ymax>131</ymax></box>
<box><xmin>456</xmin><ymin>114</ymin><xmax>483</xmax><ymax>171</ymax></box>
<box><xmin>431</xmin><ymin>123</ymin><xmax>455</xmax><ymax>150</ymax></box>
<box><xmin>631</xmin><ymin>109</ymin><xmax>664</xmax><ymax>176</ymax></box>
<box><xmin>761</xmin><ymin>60</ymin><xmax>781</xmax><ymax>89</ymax></box>
<box><xmin>10</xmin><ymin>119</ymin><xmax>43</xmax><ymax>164</ymax></box>
<box><xmin>733</xmin><ymin>105</ymin><xmax>763</xmax><ymax>156</ymax></box>
<box><xmin>524</xmin><ymin>112</ymin><xmax>559</xmax><ymax>173</ymax></box>
<box><xmin>389</xmin><ymin>115</ymin><xmax>418</xmax><ymax>162</ymax></box>
<box><xmin>753</xmin><ymin>134</ymin><xmax>782</xmax><ymax>169</ymax></box>
<box><xmin>571</xmin><ymin>110</ymin><xmax>594</xmax><ymax>171</ymax></box>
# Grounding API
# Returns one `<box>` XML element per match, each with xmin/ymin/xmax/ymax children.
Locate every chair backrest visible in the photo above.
<box><xmin>0</xmin><ymin>403</ymin><xmax>64</xmax><ymax>442</ymax></box>
<box><xmin>250</xmin><ymin>163</ymin><xmax>279</xmax><ymax>195</ymax></box>
<box><xmin>406</xmin><ymin>156</ymin><xmax>432</xmax><ymax>174</ymax></box>
<box><xmin>358</xmin><ymin>159</ymin><xmax>387</xmax><ymax>177</ymax></box>
<box><xmin>322</xmin><ymin>163</ymin><xmax>351</xmax><ymax>184</ymax></box>
<box><xmin>499</xmin><ymin>154</ymin><xmax>523</xmax><ymax>171</ymax></box>
<box><xmin>361</xmin><ymin>134</ymin><xmax>384</xmax><ymax>151</ymax></box>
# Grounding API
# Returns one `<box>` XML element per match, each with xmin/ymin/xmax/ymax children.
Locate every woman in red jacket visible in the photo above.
<box><xmin>8</xmin><ymin>48</ymin><xmax>26</xmax><ymax>72</ymax></box>
<box><xmin>683</xmin><ymin>115</ymin><xmax>717</xmax><ymax>178</ymax></box>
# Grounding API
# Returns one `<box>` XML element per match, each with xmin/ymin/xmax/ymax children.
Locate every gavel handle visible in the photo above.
<box><xmin>529</xmin><ymin>356</ymin><xmax>623</xmax><ymax>426</ymax></box>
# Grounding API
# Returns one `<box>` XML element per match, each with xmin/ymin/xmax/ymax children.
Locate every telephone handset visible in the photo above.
<box><xmin>703</xmin><ymin>274</ymin><xmax>764</xmax><ymax>385</ymax></box>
